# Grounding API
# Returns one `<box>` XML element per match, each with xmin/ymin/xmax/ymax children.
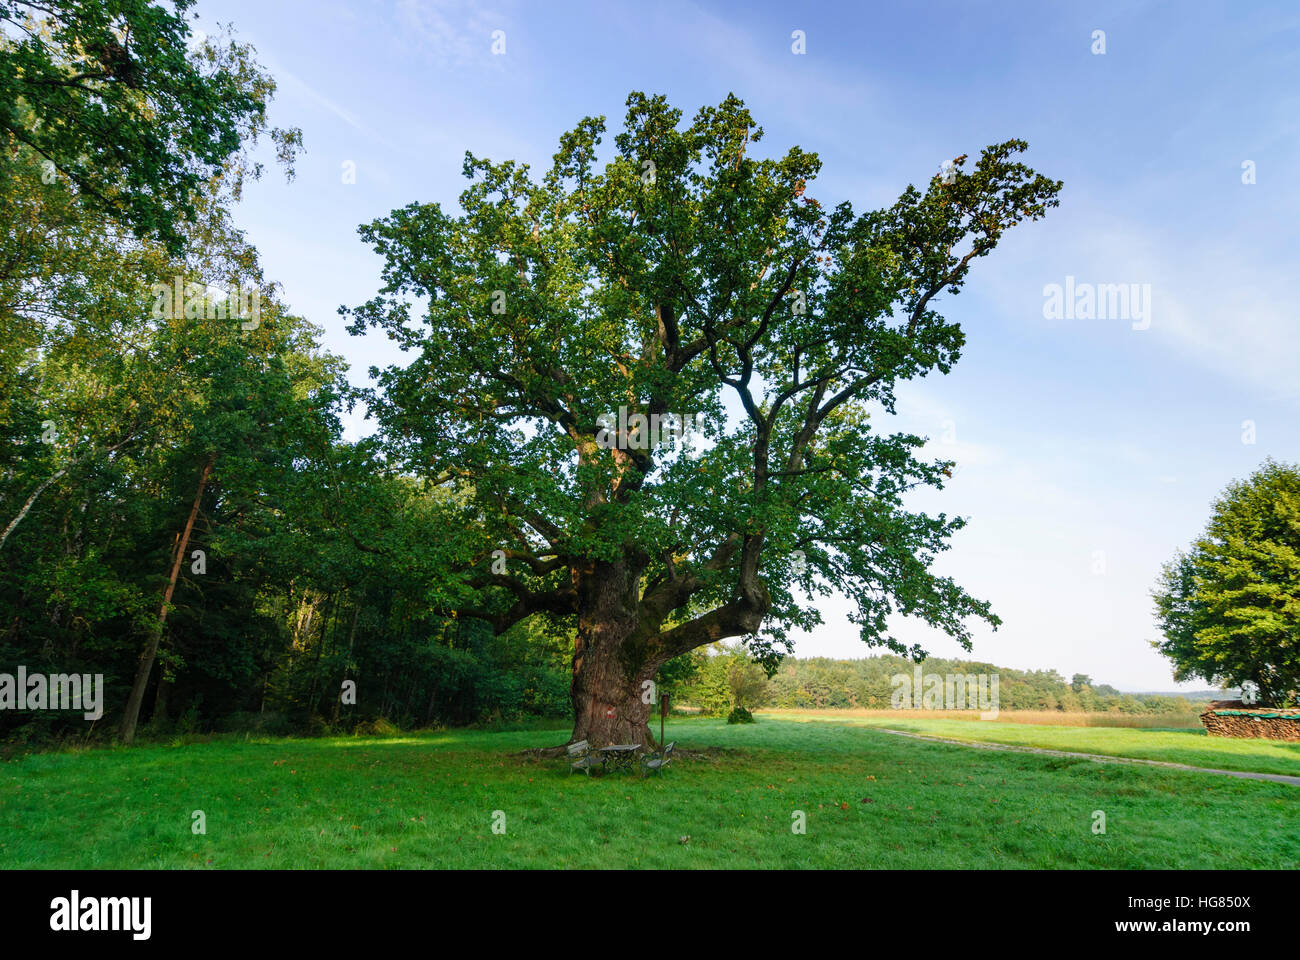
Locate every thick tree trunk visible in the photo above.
<box><xmin>562</xmin><ymin>535</ymin><xmax>773</xmax><ymax>751</ymax></box>
<box><xmin>568</xmin><ymin>560</ymin><xmax>660</xmax><ymax>750</ymax></box>
<box><xmin>569</xmin><ymin>639</ymin><xmax>660</xmax><ymax>749</ymax></box>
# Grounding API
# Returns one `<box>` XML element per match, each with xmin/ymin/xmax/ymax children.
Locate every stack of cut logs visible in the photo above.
<box><xmin>1200</xmin><ymin>700</ymin><xmax>1300</xmax><ymax>741</ymax></box>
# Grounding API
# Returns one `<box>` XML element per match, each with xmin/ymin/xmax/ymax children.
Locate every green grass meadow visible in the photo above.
<box><xmin>769</xmin><ymin>711</ymin><xmax>1300</xmax><ymax>777</ymax></box>
<box><xmin>4</xmin><ymin>716</ymin><xmax>1298</xmax><ymax>870</ymax></box>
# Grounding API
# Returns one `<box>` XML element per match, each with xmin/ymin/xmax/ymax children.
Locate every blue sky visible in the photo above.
<box><xmin>194</xmin><ymin>0</ymin><xmax>1300</xmax><ymax>691</ymax></box>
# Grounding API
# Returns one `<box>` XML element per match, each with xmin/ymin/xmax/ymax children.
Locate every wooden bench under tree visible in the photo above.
<box><xmin>643</xmin><ymin>741</ymin><xmax>675</xmax><ymax>775</ymax></box>
<box><xmin>567</xmin><ymin>739</ymin><xmax>604</xmax><ymax>776</ymax></box>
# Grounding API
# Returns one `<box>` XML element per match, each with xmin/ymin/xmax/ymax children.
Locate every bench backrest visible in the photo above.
<box><xmin>663</xmin><ymin>741</ymin><xmax>675</xmax><ymax>757</ymax></box>
<box><xmin>566</xmin><ymin>740</ymin><xmax>589</xmax><ymax>757</ymax></box>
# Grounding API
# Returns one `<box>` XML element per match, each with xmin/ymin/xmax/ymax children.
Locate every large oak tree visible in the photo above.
<box><xmin>346</xmin><ymin>93</ymin><xmax>1062</xmax><ymax>748</ymax></box>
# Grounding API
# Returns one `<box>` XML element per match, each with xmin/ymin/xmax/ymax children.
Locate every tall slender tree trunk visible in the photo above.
<box><xmin>332</xmin><ymin>606</ymin><xmax>358</xmax><ymax>724</ymax></box>
<box><xmin>119</xmin><ymin>453</ymin><xmax>215</xmax><ymax>744</ymax></box>
<box><xmin>0</xmin><ymin>431</ymin><xmax>137</xmax><ymax>552</ymax></box>
<box><xmin>152</xmin><ymin>665</ymin><xmax>170</xmax><ymax>723</ymax></box>
<box><xmin>307</xmin><ymin>593</ymin><xmax>333</xmax><ymax>716</ymax></box>
<box><xmin>0</xmin><ymin>466</ymin><xmax>69</xmax><ymax>552</ymax></box>
<box><xmin>151</xmin><ymin>529</ymin><xmax>184</xmax><ymax>724</ymax></box>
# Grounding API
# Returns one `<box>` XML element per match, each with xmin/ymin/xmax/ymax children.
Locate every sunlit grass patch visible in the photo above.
<box><xmin>2</xmin><ymin>718</ymin><xmax>1296</xmax><ymax>869</ymax></box>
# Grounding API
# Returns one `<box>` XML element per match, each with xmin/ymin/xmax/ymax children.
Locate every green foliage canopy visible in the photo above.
<box><xmin>1154</xmin><ymin>460</ymin><xmax>1300</xmax><ymax>705</ymax></box>
<box><xmin>345</xmin><ymin>92</ymin><xmax>1062</xmax><ymax>667</ymax></box>
<box><xmin>0</xmin><ymin>0</ymin><xmax>293</xmax><ymax>254</ymax></box>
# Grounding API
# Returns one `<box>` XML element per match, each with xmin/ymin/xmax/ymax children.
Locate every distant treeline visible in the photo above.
<box><xmin>677</xmin><ymin>649</ymin><xmax>1201</xmax><ymax>715</ymax></box>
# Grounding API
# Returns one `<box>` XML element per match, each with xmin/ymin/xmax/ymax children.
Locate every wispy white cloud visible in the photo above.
<box><xmin>894</xmin><ymin>386</ymin><xmax>1003</xmax><ymax>473</ymax></box>
<box><xmin>394</xmin><ymin>0</ymin><xmax>508</xmax><ymax>68</ymax></box>
<box><xmin>268</xmin><ymin>61</ymin><xmax>380</xmax><ymax>139</ymax></box>
<box><xmin>979</xmin><ymin>198</ymin><xmax>1300</xmax><ymax>407</ymax></box>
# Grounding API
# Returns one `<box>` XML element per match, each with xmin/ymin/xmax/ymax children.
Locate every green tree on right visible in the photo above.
<box><xmin>1153</xmin><ymin>459</ymin><xmax>1300</xmax><ymax>706</ymax></box>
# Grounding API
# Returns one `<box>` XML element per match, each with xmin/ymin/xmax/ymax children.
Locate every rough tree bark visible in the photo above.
<box><xmin>569</xmin><ymin>560</ymin><xmax>660</xmax><ymax>748</ymax></box>
<box><xmin>565</xmin><ymin>549</ymin><xmax>769</xmax><ymax>750</ymax></box>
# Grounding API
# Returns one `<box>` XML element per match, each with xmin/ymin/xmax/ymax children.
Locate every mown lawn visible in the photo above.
<box><xmin>2</xmin><ymin>717</ymin><xmax>1297</xmax><ymax>869</ymax></box>
<box><xmin>768</xmin><ymin>712</ymin><xmax>1300</xmax><ymax>777</ymax></box>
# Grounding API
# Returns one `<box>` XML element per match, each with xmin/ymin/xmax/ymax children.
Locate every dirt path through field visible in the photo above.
<box><xmin>873</xmin><ymin>727</ymin><xmax>1300</xmax><ymax>786</ymax></box>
